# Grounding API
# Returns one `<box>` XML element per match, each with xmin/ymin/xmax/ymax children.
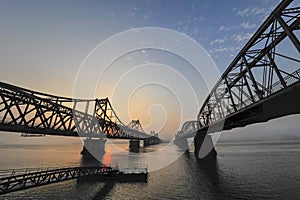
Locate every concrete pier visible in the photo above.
<box><xmin>129</xmin><ymin>140</ymin><xmax>140</xmax><ymax>153</ymax></box>
<box><xmin>194</xmin><ymin>133</ymin><xmax>217</xmax><ymax>160</ymax></box>
<box><xmin>143</xmin><ymin>140</ymin><xmax>150</xmax><ymax>147</ymax></box>
<box><xmin>143</xmin><ymin>136</ymin><xmax>160</xmax><ymax>147</ymax></box>
<box><xmin>173</xmin><ymin>137</ymin><xmax>189</xmax><ymax>150</ymax></box>
<box><xmin>81</xmin><ymin>138</ymin><xmax>106</xmax><ymax>160</ymax></box>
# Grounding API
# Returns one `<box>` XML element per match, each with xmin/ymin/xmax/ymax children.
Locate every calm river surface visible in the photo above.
<box><xmin>0</xmin><ymin>134</ymin><xmax>299</xmax><ymax>199</ymax></box>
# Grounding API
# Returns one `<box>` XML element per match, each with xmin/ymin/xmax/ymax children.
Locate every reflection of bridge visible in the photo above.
<box><xmin>0</xmin><ymin>81</ymin><xmax>160</xmax><ymax>152</ymax></box>
<box><xmin>176</xmin><ymin>0</ymin><xmax>300</xmax><ymax>158</ymax></box>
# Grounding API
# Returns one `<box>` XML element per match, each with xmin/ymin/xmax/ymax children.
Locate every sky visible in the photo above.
<box><xmin>1</xmin><ymin>0</ymin><xmax>300</xmax><ymax>141</ymax></box>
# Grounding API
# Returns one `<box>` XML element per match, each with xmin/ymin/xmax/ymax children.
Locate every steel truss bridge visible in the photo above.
<box><xmin>177</xmin><ymin>0</ymin><xmax>300</xmax><ymax>139</ymax></box>
<box><xmin>0</xmin><ymin>81</ymin><xmax>156</xmax><ymax>140</ymax></box>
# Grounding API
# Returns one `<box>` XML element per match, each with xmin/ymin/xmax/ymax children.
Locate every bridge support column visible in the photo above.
<box><xmin>143</xmin><ymin>139</ymin><xmax>150</xmax><ymax>147</ymax></box>
<box><xmin>173</xmin><ymin>137</ymin><xmax>189</xmax><ymax>150</ymax></box>
<box><xmin>129</xmin><ymin>140</ymin><xmax>140</xmax><ymax>153</ymax></box>
<box><xmin>194</xmin><ymin>133</ymin><xmax>217</xmax><ymax>160</ymax></box>
<box><xmin>81</xmin><ymin>138</ymin><xmax>106</xmax><ymax>159</ymax></box>
<box><xmin>143</xmin><ymin>137</ymin><xmax>160</xmax><ymax>147</ymax></box>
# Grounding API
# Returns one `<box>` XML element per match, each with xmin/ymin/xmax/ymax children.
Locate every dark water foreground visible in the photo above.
<box><xmin>0</xmin><ymin>140</ymin><xmax>300</xmax><ymax>199</ymax></box>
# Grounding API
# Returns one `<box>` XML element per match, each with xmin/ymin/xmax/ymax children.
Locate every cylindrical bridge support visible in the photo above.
<box><xmin>194</xmin><ymin>133</ymin><xmax>217</xmax><ymax>160</ymax></box>
<box><xmin>129</xmin><ymin>140</ymin><xmax>140</xmax><ymax>153</ymax></box>
<box><xmin>81</xmin><ymin>138</ymin><xmax>106</xmax><ymax>159</ymax></box>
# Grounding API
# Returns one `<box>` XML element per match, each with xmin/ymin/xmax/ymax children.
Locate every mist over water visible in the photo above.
<box><xmin>1</xmin><ymin>135</ymin><xmax>300</xmax><ymax>199</ymax></box>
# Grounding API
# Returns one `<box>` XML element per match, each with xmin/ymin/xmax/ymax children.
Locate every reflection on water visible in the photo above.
<box><xmin>92</xmin><ymin>182</ymin><xmax>115</xmax><ymax>200</ymax></box>
<box><xmin>102</xmin><ymin>144</ymin><xmax>113</xmax><ymax>166</ymax></box>
<box><xmin>195</xmin><ymin>157</ymin><xmax>224</xmax><ymax>198</ymax></box>
<box><xmin>0</xmin><ymin>141</ymin><xmax>300</xmax><ymax>199</ymax></box>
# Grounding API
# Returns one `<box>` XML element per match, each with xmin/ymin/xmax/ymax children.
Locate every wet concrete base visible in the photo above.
<box><xmin>194</xmin><ymin>133</ymin><xmax>217</xmax><ymax>160</ymax></box>
<box><xmin>129</xmin><ymin>140</ymin><xmax>140</xmax><ymax>153</ymax></box>
<box><xmin>173</xmin><ymin>137</ymin><xmax>189</xmax><ymax>150</ymax></box>
<box><xmin>81</xmin><ymin>139</ymin><xmax>106</xmax><ymax>160</ymax></box>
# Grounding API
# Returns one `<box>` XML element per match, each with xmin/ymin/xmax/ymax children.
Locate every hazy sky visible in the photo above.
<box><xmin>1</xmin><ymin>0</ymin><xmax>300</xmax><ymax>140</ymax></box>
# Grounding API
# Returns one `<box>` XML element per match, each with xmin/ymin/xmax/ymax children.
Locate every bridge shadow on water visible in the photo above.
<box><xmin>182</xmin><ymin>151</ymin><xmax>225</xmax><ymax>198</ymax></box>
<box><xmin>182</xmin><ymin>149</ymin><xmax>255</xmax><ymax>199</ymax></box>
<box><xmin>77</xmin><ymin>153</ymin><xmax>116</xmax><ymax>199</ymax></box>
<box><xmin>92</xmin><ymin>182</ymin><xmax>115</xmax><ymax>200</ymax></box>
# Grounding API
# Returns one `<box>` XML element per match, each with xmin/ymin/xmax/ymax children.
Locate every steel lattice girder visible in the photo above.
<box><xmin>197</xmin><ymin>0</ymin><xmax>300</xmax><ymax>128</ymax></box>
<box><xmin>0</xmin><ymin>82</ymin><xmax>152</xmax><ymax>139</ymax></box>
<box><xmin>0</xmin><ymin>81</ymin><xmax>80</xmax><ymax>136</ymax></box>
<box><xmin>94</xmin><ymin>99</ymin><xmax>150</xmax><ymax>139</ymax></box>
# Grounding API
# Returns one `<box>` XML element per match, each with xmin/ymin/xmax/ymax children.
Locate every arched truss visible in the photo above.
<box><xmin>95</xmin><ymin>100</ymin><xmax>149</xmax><ymax>139</ymax></box>
<box><xmin>175</xmin><ymin>120</ymin><xmax>199</xmax><ymax>138</ymax></box>
<box><xmin>176</xmin><ymin>0</ymin><xmax>300</xmax><ymax>139</ymax></box>
<box><xmin>198</xmin><ymin>0</ymin><xmax>300</xmax><ymax>129</ymax></box>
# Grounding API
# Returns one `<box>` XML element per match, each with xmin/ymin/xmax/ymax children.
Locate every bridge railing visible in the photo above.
<box><xmin>203</xmin><ymin>67</ymin><xmax>300</xmax><ymax>127</ymax></box>
<box><xmin>115</xmin><ymin>164</ymin><xmax>148</xmax><ymax>174</ymax></box>
<box><xmin>269</xmin><ymin>68</ymin><xmax>300</xmax><ymax>94</ymax></box>
<box><xmin>226</xmin><ymin>68</ymin><xmax>300</xmax><ymax>115</ymax></box>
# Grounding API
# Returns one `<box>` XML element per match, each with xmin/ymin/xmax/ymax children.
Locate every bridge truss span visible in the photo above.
<box><xmin>175</xmin><ymin>120</ymin><xmax>199</xmax><ymax>138</ymax></box>
<box><xmin>95</xmin><ymin>98</ymin><xmax>150</xmax><ymax>139</ymax></box>
<box><xmin>0</xmin><ymin>81</ymin><xmax>79</xmax><ymax>136</ymax></box>
<box><xmin>198</xmin><ymin>0</ymin><xmax>300</xmax><ymax>130</ymax></box>
<box><xmin>0</xmin><ymin>82</ymin><xmax>154</xmax><ymax>140</ymax></box>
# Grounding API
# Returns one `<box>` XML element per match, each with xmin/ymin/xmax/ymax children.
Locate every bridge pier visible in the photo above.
<box><xmin>129</xmin><ymin>140</ymin><xmax>140</xmax><ymax>153</ymax></box>
<box><xmin>81</xmin><ymin>138</ymin><xmax>106</xmax><ymax>159</ymax></box>
<box><xmin>194</xmin><ymin>133</ymin><xmax>217</xmax><ymax>160</ymax></box>
<box><xmin>143</xmin><ymin>137</ymin><xmax>160</xmax><ymax>147</ymax></box>
<box><xmin>173</xmin><ymin>137</ymin><xmax>189</xmax><ymax>150</ymax></box>
<box><xmin>143</xmin><ymin>139</ymin><xmax>151</xmax><ymax>147</ymax></box>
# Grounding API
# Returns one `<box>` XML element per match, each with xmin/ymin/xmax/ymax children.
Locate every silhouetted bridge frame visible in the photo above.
<box><xmin>0</xmin><ymin>81</ymin><xmax>158</xmax><ymax>141</ymax></box>
<box><xmin>0</xmin><ymin>166</ymin><xmax>117</xmax><ymax>195</ymax></box>
<box><xmin>176</xmin><ymin>0</ymin><xmax>300</xmax><ymax>140</ymax></box>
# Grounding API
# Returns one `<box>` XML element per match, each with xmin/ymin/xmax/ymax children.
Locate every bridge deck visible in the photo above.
<box><xmin>178</xmin><ymin>78</ymin><xmax>300</xmax><ymax>139</ymax></box>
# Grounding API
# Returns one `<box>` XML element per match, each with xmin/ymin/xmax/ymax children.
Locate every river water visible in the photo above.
<box><xmin>0</xmin><ymin>134</ymin><xmax>300</xmax><ymax>199</ymax></box>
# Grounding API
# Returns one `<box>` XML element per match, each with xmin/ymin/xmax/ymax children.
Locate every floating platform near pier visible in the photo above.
<box><xmin>78</xmin><ymin>164</ymin><xmax>148</xmax><ymax>183</ymax></box>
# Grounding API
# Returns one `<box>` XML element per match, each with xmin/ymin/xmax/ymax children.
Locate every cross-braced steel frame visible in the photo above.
<box><xmin>198</xmin><ymin>0</ymin><xmax>300</xmax><ymax>129</ymax></box>
<box><xmin>95</xmin><ymin>99</ymin><xmax>150</xmax><ymax>139</ymax></box>
<box><xmin>175</xmin><ymin>0</ymin><xmax>300</xmax><ymax>139</ymax></box>
<box><xmin>0</xmin><ymin>82</ymin><xmax>152</xmax><ymax>139</ymax></box>
<box><xmin>175</xmin><ymin>120</ymin><xmax>199</xmax><ymax>138</ymax></box>
<box><xmin>127</xmin><ymin>120</ymin><xmax>145</xmax><ymax>133</ymax></box>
